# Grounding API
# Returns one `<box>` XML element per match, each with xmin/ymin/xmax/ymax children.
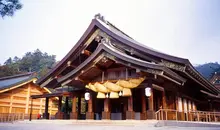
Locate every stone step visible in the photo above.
<box><xmin>18</xmin><ymin>120</ymin><xmax>158</xmax><ymax>126</ymax></box>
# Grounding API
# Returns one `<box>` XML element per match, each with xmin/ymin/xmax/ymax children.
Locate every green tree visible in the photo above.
<box><xmin>4</xmin><ymin>57</ymin><xmax>12</xmax><ymax>65</ymax></box>
<box><xmin>0</xmin><ymin>49</ymin><xmax>56</xmax><ymax>78</ymax></box>
<box><xmin>0</xmin><ymin>0</ymin><xmax>22</xmax><ymax>17</ymax></box>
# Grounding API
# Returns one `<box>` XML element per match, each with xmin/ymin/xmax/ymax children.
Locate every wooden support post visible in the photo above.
<box><xmin>162</xmin><ymin>90</ymin><xmax>167</xmax><ymax>120</ymax></box>
<box><xmin>88</xmin><ymin>97</ymin><xmax>92</xmax><ymax>112</ymax></box>
<box><xmin>141</xmin><ymin>89</ymin><xmax>147</xmax><ymax>120</ymax></box>
<box><xmin>25</xmin><ymin>84</ymin><xmax>31</xmax><ymax>114</ymax></box>
<box><xmin>126</xmin><ymin>96</ymin><xmax>135</xmax><ymax>119</ymax></box>
<box><xmin>162</xmin><ymin>91</ymin><xmax>167</xmax><ymax>109</ymax></box>
<box><xmin>175</xmin><ymin>96</ymin><xmax>182</xmax><ymax>121</ymax></box>
<box><xmin>39</xmin><ymin>98</ymin><xmax>43</xmax><ymax>114</ymax></box>
<box><xmin>58</xmin><ymin>96</ymin><xmax>62</xmax><ymax>112</ymax></box>
<box><xmin>70</xmin><ymin>96</ymin><xmax>78</xmax><ymax>119</ymax></box>
<box><xmin>147</xmin><ymin>89</ymin><xmax>155</xmax><ymax>119</ymax></box>
<box><xmin>29</xmin><ymin>98</ymin><xmax>33</xmax><ymax>121</ymax></box>
<box><xmin>55</xmin><ymin>96</ymin><xmax>63</xmax><ymax>119</ymax></box>
<box><xmin>78</xmin><ymin>95</ymin><xmax>81</xmax><ymax>118</ymax></box>
<box><xmin>102</xmin><ymin>98</ymin><xmax>110</xmax><ymax>119</ymax></box>
<box><xmin>86</xmin><ymin>94</ymin><xmax>94</xmax><ymax>120</ymax></box>
<box><xmin>64</xmin><ymin>97</ymin><xmax>69</xmax><ymax>119</ymax></box>
<box><xmin>45</xmin><ymin>97</ymin><xmax>49</xmax><ymax>119</ymax></box>
<box><xmin>9</xmin><ymin>91</ymin><xmax>14</xmax><ymax>113</ymax></box>
<box><xmin>182</xmin><ymin>98</ymin><xmax>185</xmax><ymax>121</ymax></box>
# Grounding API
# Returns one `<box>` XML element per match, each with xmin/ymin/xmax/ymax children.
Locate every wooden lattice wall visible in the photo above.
<box><xmin>0</xmin><ymin>82</ymin><xmax>58</xmax><ymax>115</ymax></box>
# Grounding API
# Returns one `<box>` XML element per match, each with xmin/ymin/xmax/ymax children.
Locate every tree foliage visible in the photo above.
<box><xmin>0</xmin><ymin>49</ymin><xmax>56</xmax><ymax>78</ymax></box>
<box><xmin>195</xmin><ymin>62</ymin><xmax>220</xmax><ymax>79</ymax></box>
<box><xmin>0</xmin><ymin>0</ymin><xmax>22</xmax><ymax>17</ymax></box>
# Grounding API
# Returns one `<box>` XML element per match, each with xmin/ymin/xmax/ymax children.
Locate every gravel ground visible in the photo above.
<box><xmin>0</xmin><ymin>122</ymin><xmax>220</xmax><ymax>130</ymax></box>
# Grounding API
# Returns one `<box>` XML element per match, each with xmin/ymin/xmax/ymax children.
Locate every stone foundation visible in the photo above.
<box><xmin>86</xmin><ymin>112</ymin><xmax>94</xmax><ymax>120</ymax></box>
<box><xmin>102</xmin><ymin>111</ymin><xmax>111</xmax><ymax>120</ymax></box>
<box><xmin>126</xmin><ymin>111</ymin><xmax>135</xmax><ymax>119</ymax></box>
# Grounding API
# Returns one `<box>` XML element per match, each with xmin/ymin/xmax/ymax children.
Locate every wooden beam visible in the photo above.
<box><xmin>45</xmin><ymin>97</ymin><xmax>49</xmax><ymax>119</ymax></box>
<box><xmin>78</xmin><ymin>95</ymin><xmax>81</xmax><ymax>117</ymax></box>
<box><xmin>162</xmin><ymin>91</ymin><xmax>167</xmax><ymax>109</ymax></box>
<box><xmin>81</xmin><ymin>50</ymin><xmax>91</xmax><ymax>56</ymax></box>
<box><xmin>104</xmin><ymin>98</ymin><xmax>110</xmax><ymax>112</ymax></box>
<box><xmin>142</xmin><ymin>90</ymin><xmax>146</xmax><ymax>113</ymax></box>
<box><xmin>128</xmin><ymin>96</ymin><xmax>133</xmax><ymax>111</ymax></box>
<box><xmin>88</xmin><ymin>95</ymin><xmax>93</xmax><ymax>113</ymax></box>
<box><xmin>72</xmin><ymin>96</ymin><xmax>77</xmax><ymax>113</ymax></box>
<box><xmin>9</xmin><ymin>91</ymin><xmax>13</xmax><ymax>113</ymax></box>
<box><xmin>149</xmin><ymin>89</ymin><xmax>154</xmax><ymax>111</ymax></box>
<box><xmin>39</xmin><ymin>98</ymin><xmax>43</xmax><ymax>114</ymax></box>
<box><xmin>25</xmin><ymin>83</ymin><xmax>31</xmax><ymax>114</ymax></box>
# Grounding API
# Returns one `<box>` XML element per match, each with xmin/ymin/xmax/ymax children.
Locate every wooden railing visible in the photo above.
<box><xmin>155</xmin><ymin>109</ymin><xmax>220</xmax><ymax>122</ymax></box>
<box><xmin>0</xmin><ymin>113</ymin><xmax>25</xmax><ymax>123</ymax></box>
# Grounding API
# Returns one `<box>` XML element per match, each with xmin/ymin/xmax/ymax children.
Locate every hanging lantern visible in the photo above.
<box><xmin>106</xmin><ymin>93</ymin><xmax>109</xmax><ymax>98</ymax></box>
<box><xmin>85</xmin><ymin>92</ymin><xmax>90</xmax><ymax>100</ymax></box>
<box><xmin>145</xmin><ymin>87</ymin><xmax>151</xmax><ymax>97</ymax></box>
<box><xmin>119</xmin><ymin>91</ymin><xmax>122</xmax><ymax>96</ymax></box>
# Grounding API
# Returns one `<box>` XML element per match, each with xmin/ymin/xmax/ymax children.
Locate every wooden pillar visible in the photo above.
<box><xmin>39</xmin><ymin>99</ymin><xmax>43</xmax><ymax>114</ymax></box>
<box><xmin>64</xmin><ymin>97</ymin><xmax>69</xmax><ymax>119</ymax></box>
<box><xmin>25</xmin><ymin>84</ymin><xmax>31</xmax><ymax>114</ymax></box>
<box><xmin>147</xmin><ymin>88</ymin><xmax>155</xmax><ymax>119</ymax></box>
<box><xmin>126</xmin><ymin>96</ymin><xmax>135</xmax><ymax>119</ymax></box>
<box><xmin>161</xmin><ymin>90</ymin><xmax>167</xmax><ymax>120</ymax></box>
<box><xmin>88</xmin><ymin>97</ymin><xmax>92</xmax><ymax>112</ymax></box>
<box><xmin>102</xmin><ymin>98</ymin><xmax>110</xmax><ymax>119</ymax></box>
<box><xmin>86</xmin><ymin>93</ymin><xmax>94</xmax><ymax>120</ymax></box>
<box><xmin>149</xmin><ymin>89</ymin><xmax>154</xmax><ymax>110</ymax></box>
<box><xmin>182</xmin><ymin>98</ymin><xmax>185</xmax><ymax>121</ymax></box>
<box><xmin>55</xmin><ymin>96</ymin><xmax>63</xmax><ymax>119</ymax></box>
<box><xmin>77</xmin><ymin>95</ymin><xmax>81</xmax><ymax>118</ymax></box>
<box><xmin>175</xmin><ymin>96</ymin><xmax>179</xmax><ymax>121</ymax></box>
<box><xmin>29</xmin><ymin>98</ymin><xmax>33</xmax><ymax>121</ymax></box>
<box><xmin>45</xmin><ymin>97</ymin><xmax>49</xmax><ymax>119</ymax></box>
<box><xmin>70</xmin><ymin>96</ymin><xmax>78</xmax><ymax>119</ymax></box>
<box><xmin>58</xmin><ymin>96</ymin><xmax>62</xmax><ymax>112</ymax></box>
<box><xmin>141</xmin><ymin>90</ymin><xmax>147</xmax><ymax>120</ymax></box>
<box><xmin>162</xmin><ymin>91</ymin><xmax>167</xmax><ymax>109</ymax></box>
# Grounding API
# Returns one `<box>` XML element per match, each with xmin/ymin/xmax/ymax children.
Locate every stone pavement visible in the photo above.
<box><xmin>0</xmin><ymin>120</ymin><xmax>220</xmax><ymax>130</ymax></box>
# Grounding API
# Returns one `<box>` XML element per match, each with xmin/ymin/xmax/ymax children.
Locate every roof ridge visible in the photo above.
<box><xmin>94</xmin><ymin>13</ymin><xmax>134</xmax><ymax>39</ymax></box>
<box><xmin>0</xmin><ymin>72</ymin><xmax>36</xmax><ymax>81</ymax></box>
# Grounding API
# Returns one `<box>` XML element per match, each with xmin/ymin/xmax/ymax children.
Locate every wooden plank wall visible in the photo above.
<box><xmin>0</xmin><ymin>82</ymin><xmax>58</xmax><ymax>115</ymax></box>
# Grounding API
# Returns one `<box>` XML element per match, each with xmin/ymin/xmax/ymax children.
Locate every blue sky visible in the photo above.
<box><xmin>1</xmin><ymin>0</ymin><xmax>220</xmax><ymax>65</ymax></box>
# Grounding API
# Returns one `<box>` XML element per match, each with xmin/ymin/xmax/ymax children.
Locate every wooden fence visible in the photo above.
<box><xmin>155</xmin><ymin>109</ymin><xmax>220</xmax><ymax>122</ymax></box>
<box><xmin>0</xmin><ymin>113</ymin><xmax>25</xmax><ymax>122</ymax></box>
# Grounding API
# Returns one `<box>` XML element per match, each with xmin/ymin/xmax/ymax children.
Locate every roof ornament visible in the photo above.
<box><xmin>101</xmin><ymin>36</ymin><xmax>111</xmax><ymax>44</ymax></box>
<box><xmin>94</xmin><ymin>13</ymin><xmax>107</xmax><ymax>24</ymax></box>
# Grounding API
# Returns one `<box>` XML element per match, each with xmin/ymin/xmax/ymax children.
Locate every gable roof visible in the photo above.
<box><xmin>37</xmin><ymin>14</ymin><xmax>220</xmax><ymax>95</ymax></box>
<box><xmin>0</xmin><ymin>72</ymin><xmax>37</xmax><ymax>93</ymax></box>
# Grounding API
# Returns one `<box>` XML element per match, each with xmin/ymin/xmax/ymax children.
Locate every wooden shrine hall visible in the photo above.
<box><xmin>32</xmin><ymin>14</ymin><xmax>220</xmax><ymax>121</ymax></box>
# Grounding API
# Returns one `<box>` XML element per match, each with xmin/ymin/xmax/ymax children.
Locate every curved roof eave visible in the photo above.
<box><xmin>37</xmin><ymin>17</ymin><xmax>217</xmax><ymax>94</ymax></box>
<box><xmin>94</xmin><ymin>18</ymin><xmax>220</xmax><ymax>94</ymax></box>
<box><xmin>94</xmin><ymin>19</ymin><xmax>189</xmax><ymax>64</ymax></box>
<box><xmin>58</xmin><ymin>43</ymin><xmax>185</xmax><ymax>85</ymax></box>
<box><xmin>187</xmin><ymin>63</ymin><xmax>220</xmax><ymax>93</ymax></box>
<box><xmin>37</xmin><ymin>19</ymin><xmax>98</xmax><ymax>85</ymax></box>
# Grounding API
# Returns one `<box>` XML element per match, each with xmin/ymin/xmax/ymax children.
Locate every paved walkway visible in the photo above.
<box><xmin>0</xmin><ymin>120</ymin><xmax>220</xmax><ymax>130</ymax></box>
